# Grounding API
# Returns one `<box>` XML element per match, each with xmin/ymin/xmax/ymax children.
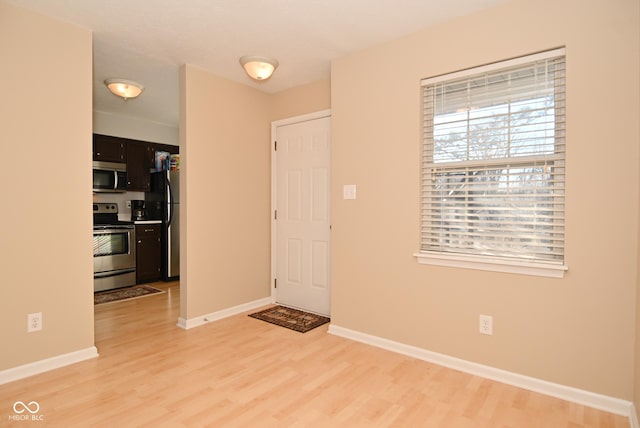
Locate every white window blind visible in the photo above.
<box><xmin>419</xmin><ymin>49</ymin><xmax>566</xmax><ymax>267</ymax></box>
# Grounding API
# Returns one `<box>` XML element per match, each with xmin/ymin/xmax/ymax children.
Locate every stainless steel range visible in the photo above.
<box><xmin>93</xmin><ymin>203</ymin><xmax>136</xmax><ymax>292</ymax></box>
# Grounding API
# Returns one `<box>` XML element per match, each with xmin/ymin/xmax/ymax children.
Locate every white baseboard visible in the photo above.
<box><xmin>0</xmin><ymin>346</ymin><xmax>98</xmax><ymax>385</ymax></box>
<box><xmin>177</xmin><ymin>297</ymin><xmax>272</xmax><ymax>330</ymax></box>
<box><xmin>631</xmin><ymin>404</ymin><xmax>639</xmax><ymax>428</ymax></box>
<box><xmin>328</xmin><ymin>324</ymin><xmax>634</xmax><ymax>421</ymax></box>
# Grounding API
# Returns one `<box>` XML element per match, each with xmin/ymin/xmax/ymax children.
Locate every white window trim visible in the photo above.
<box><xmin>414</xmin><ymin>251</ymin><xmax>567</xmax><ymax>278</ymax></box>
<box><xmin>416</xmin><ymin>48</ymin><xmax>568</xmax><ymax>278</ymax></box>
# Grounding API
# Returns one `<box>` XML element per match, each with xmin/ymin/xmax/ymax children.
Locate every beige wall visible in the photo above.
<box><xmin>331</xmin><ymin>0</ymin><xmax>639</xmax><ymax>400</ymax></box>
<box><xmin>93</xmin><ymin>110</ymin><xmax>179</xmax><ymax>146</ymax></box>
<box><xmin>180</xmin><ymin>65</ymin><xmax>272</xmax><ymax>319</ymax></box>
<box><xmin>0</xmin><ymin>2</ymin><xmax>94</xmax><ymax>370</ymax></box>
<box><xmin>270</xmin><ymin>79</ymin><xmax>331</xmax><ymax>122</ymax></box>
<box><xmin>178</xmin><ymin>69</ymin><xmax>331</xmax><ymax>321</ymax></box>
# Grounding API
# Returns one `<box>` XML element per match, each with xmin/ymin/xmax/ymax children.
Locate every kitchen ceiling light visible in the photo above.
<box><xmin>239</xmin><ymin>56</ymin><xmax>278</xmax><ymax>81</ymax></box>
<box><xmin>104</xmin><ymin>78</ymin><xmax>144</xmax><ymax>100</ymax></box>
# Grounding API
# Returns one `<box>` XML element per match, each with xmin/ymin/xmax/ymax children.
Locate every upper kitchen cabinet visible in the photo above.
<box><xmin>92</xmin><ymin>133</ymin><xmax>179</xmax><ymax>192</ymax></box>
<box><xmin>126</xmin><ymin>140</ymin><xmax>154</xmax><ymax>192</ymax></box>
<box><xmin>93</xmin><ymin>134</ymin><xmax>126</xmax><ymax>163</ymax></box>
<box><xmin>153</xmin><ymin>143</ymin><xmax>180</xmax><ymax>155</ymax></box>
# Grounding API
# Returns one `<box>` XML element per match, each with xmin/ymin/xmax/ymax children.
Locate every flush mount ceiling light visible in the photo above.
<box><xmin>239</xmin><ymin>56</ymin><xmax>279</xmax><ymax>81</ymax></box>
<box><xmin>104</xmin><ymin>78</ymin><xmax>144</xmax><ymax>100</ymax></box>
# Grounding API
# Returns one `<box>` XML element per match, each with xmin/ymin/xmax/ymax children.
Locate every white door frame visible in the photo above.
<box><xmin>270</xmin><ymin>109</ymin><xmax>332</xmax><ymax>305</ymax></box>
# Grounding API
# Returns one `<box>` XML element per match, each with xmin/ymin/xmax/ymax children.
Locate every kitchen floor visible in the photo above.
<box><xmin>0</xmin><ymin>281</ymin><xmax>630</xmax><ymax>427</ymax></box>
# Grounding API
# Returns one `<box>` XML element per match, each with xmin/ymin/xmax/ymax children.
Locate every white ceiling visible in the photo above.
<box><xmin>7</xmin><ymin>0</ymin><xmax>507</xmax><ymax>127</ymax></box>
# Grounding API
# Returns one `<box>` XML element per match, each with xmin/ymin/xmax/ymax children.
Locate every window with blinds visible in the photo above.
<box><xmin>418</xmin><ymin>49</ymin><xmax>566</xmax><ymax>275</ymax></box>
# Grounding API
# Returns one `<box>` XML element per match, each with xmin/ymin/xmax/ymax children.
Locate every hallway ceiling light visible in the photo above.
<box><xmin>239</xmin><ymin>56</ymin><xmax>279</xmax><ymax>81</ymax></box>
<box><xmin>104</xmin><ymin>78</ymin><xmax>144</xmax><ymax>100</ymax></box>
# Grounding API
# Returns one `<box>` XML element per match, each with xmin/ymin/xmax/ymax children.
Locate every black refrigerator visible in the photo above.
<box><xmin>147</xmin><ymin>170</ymin><xmax>180</xmax><ymax>280</ymax></box>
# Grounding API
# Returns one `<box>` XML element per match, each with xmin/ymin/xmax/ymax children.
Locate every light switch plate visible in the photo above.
<box><xmin>343</xmin><ymin>184</ymin><xmax>357</xmax><ymax>200</ymax></box>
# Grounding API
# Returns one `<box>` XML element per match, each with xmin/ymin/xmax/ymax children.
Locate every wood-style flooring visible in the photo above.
<box><xmin>0</xmin><ymin>281</ymin><xmax>629</xmax><ymax>427</ymax></box>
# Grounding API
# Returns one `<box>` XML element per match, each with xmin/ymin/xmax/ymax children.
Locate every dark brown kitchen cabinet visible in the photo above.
<box><xmin>93</xmin><ymin>134</ymin><xmax>126</xmax><ymax>162</ymax></box>
<box><xmin>153</xmin><ymin>143</ymin><xmax>180</xmax><ymax>155</ymax></box>
<box><xmin>136</xmin><ymin>224</ymin><xmax>161</xmax><ymax>283</ymax></box>
<box><xmin>92</xmin><ymin>134</ymin><xmax>178</xmax><ymax>192</ymax></box>
<box><xmin>126</xmin><ymin>140</ymin><xmax>154</xmax><ymax>191</ymax></box>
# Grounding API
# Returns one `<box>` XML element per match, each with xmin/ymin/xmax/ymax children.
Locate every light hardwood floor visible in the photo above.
<box><xmin>0</xmin><ymin>281</ymin><xmax>629</xmax><ymax>427</ymax></box>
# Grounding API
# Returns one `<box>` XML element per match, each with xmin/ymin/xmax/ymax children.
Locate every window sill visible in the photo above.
<box><xmin>414</xmin><ymin>252</ymin><xmax>567</xmax><ymax>278</ymax></box>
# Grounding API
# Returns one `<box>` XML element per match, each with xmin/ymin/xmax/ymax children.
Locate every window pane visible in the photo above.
<box><xmin>426</xmin><ymin>165</ymin><xmax>561</xmax><ymax>260</ymax></box>
<box><xmin>433</xmin><ymin>96</ymin><xmax>556</xmax><ymax>164</ymax></box>
<box><xmin>421</xmin><ymin>52</ymin><xmax>565</xmax><ymax>263</ymax></box>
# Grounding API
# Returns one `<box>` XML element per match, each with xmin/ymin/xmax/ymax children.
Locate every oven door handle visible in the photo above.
<box><xmin>94</xmin><ymin>268</ymin><xmax>136</xmax><ymax>279</ymax></box>
<box><xmin>93</xmin><ymin>228</ymin><xmax>133</xmax><ymax>234</ymax></box>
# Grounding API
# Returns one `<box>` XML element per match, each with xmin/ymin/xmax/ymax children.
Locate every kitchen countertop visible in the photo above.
<box><xmin>134</xmin><ymin>220</ymin><xmax>162</xmax><ymax>225</ymax></box>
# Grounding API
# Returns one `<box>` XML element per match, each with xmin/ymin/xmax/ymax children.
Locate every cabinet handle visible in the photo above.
<box><xmin>137</xmin><ymin>240</ymin><xmax>142</xmax><ymax>243</ymax></box>
<box><xmin>145</xmin><ymin>228</ymin><xmax>154</xmax><ymax>232</ymax></box>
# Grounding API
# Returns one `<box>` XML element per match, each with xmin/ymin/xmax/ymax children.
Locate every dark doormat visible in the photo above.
<box><xmin>249</xmin><ymin>305</ymin><xmax>330</xmax><ymax>333</ymax></box>
<box><xmin>94</xmin><ymin>284</ymin><xmax>165</xmax><ymax>305</ymax></box>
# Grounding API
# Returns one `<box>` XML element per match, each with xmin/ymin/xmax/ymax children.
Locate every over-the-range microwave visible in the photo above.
<box><xmin>92</xmin><ymin>161</ymin><xmax>127</xmax><ymax>193</ymax></box>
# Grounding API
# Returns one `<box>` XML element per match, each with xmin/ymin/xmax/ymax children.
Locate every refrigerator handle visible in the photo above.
<box><xmin>167</xmin><ymin>178</ymin><xmax>174</xmax><ymax>226</ymax></box>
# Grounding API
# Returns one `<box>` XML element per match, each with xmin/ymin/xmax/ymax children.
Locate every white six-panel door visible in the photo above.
<box><xmin>274</xmin><ymin>114</ymin><xmax>331</xmax><ymax>316</ymax></box>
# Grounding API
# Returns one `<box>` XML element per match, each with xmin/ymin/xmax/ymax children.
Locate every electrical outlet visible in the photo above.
<box><xmin>28</xmin><ymin>312</ymin><xmax>42</xmax><ymax>332</ymax></box>
<box><xmin>479</xmin><ymin>314</ymin><xmax>493</xmax><ymax>335</ymax></box>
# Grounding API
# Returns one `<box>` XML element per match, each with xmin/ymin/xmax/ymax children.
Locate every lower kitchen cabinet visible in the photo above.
<box><xmin>136</xmin><ymin>224</ymin><xmax>161</xmax><ymax>283</ymax></box>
